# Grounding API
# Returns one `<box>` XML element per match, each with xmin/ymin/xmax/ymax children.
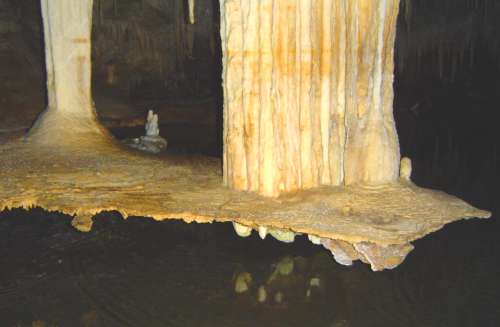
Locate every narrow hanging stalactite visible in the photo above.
<box><xmin>28</xmin><ymin>0</ymin><xmax>110</xmax><ymax>146</ymax></box>
<box><xmin>220</xmin><ymin>0</ymin><xmax>401</xmax><ymax>197</ymax></box>
<box><xmin>188</xmin><ymin>0</ymin><xmax>195</xmax><ymax>24</ymax></box>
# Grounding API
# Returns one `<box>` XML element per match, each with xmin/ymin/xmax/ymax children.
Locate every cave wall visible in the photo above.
<box><xmin>397</xmin><ymin>0</ymin><xmax>500</xmax><ymax>83</ymax></box>
<box><xmin>91</xmin><ymin>0</ymin><xmax>220</xmax><ymax>100</ymax></box>
<box><xmin>0</xmin><ymin>0</ymin><xmax>220</xmax><ymax>103</ymax></box>
<box><xmin>0</xmin><ymin>0</ymin><xmax>499</xmax><ymax>129</ymax></box>
<box><xmin>2</xmin><ymin>0</ymin><xmax>498</xmax><ymax>101</ymax></box>
<box><xmin>0</xmin><ymin>0</ymin><xmax>44</xmax><ymax>129</ymax></box>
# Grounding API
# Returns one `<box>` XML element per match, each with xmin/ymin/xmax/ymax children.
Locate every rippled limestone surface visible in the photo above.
<box><xmin>0</xmin><ymin>208</ymin><xmax>498</xmax><ymax>327</ymax></box>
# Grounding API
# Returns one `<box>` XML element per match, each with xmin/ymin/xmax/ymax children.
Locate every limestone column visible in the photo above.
<box><xmin>28</xmin><ymin>0</ymin><xmax>107</xmax><ymax>145</ymax></box>
<box><xmin>220</xmin><ymin>0</ymin><xmax>401</xmax><ymax>197</ymax></box>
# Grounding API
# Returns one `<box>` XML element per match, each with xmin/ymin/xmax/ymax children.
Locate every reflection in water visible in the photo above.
<box><xmin>233</xmin><ymin>256</ymin><xmax>328</xmax><ymax>307</ymax></box>
<box><xmin>0</xmin><ymin>207</ymin><xmax>498</xmax><ymax>326</ymax></box>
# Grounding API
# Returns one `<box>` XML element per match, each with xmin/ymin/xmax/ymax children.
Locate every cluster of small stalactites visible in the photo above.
<box><xmin>231</xmin><ymin>221</ymin><xmax>414</xmax><ymax>272</ymax></box>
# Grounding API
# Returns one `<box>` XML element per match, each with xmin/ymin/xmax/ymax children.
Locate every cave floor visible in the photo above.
<box><xmin>0</xmin><ymin>131</ymin><xmax>491</xmax><ymax>269</ymax></box>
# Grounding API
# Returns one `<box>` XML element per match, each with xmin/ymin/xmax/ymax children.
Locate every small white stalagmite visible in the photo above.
<box><xmin>122</xmin><ymin>110</ymin><xmax>168</xmax><ymax>153</ymax></box>
<box><xmin>145</xmin><ymin>110</ymin><xmax>160</xmax><ymax>137</ymax></box>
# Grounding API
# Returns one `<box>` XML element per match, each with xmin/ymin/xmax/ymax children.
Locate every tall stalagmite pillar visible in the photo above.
<box><xmin>220</xmin><ymin>0</ymin><xmax>401</xmax><ymax>197</ymax></box>
<box><xmin>29</xmin><ymin>0</ymin><xmax>106</xmax><ymax>145</ymax></box>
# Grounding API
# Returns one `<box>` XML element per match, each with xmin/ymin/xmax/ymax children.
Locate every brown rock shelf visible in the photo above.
<box><xmin>0</xmin><ymin>134</ymin><xmax>491</xmax><ymax>271</ymax></box>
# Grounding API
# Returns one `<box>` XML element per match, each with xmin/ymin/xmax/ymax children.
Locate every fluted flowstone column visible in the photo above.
<box><xmin>29</xmin><ymin>0</ymin><xmax>106</xmax><ymax>144</ymax></box>
<box><xmin>220</xmin><ymin>0</ymin><xmax>401</xmax><ymax>197</ymax></box>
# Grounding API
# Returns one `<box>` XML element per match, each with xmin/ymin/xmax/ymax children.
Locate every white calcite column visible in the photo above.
<box><xmin>220</xmin><ymin>0</ymin><xmax>401</xmax><ymax>197</ymax></box>
<box><xmin>29</xmin><ymin>0</ymin><xmax>106</xmax><ymax>145</ymax></box>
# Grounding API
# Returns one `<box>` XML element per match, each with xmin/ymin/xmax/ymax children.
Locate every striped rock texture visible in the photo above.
<box><xmin>220</xmin><ymin>0</ymin><xmax>401</xmax><ymax>197</ymax></box>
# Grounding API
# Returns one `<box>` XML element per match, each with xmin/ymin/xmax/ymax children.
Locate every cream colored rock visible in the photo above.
<box><xmin>258</xmin><ymin>226</ymin><xmax>268</xmax><ymax>240</ymax></box>
<box><xmin>71</xmin><ymin>214</ymin><xmax>94</xmax><ymax>233</ymax></box>
<box><xmin>269</xmin><ymin>229</ymin><xmax>296</xmax><ymax>243</ymax></box>
<box><xmin>354</xmin><ymin>242</ymin><xmax>414</xmax><ymax>271</ymax></box>
<box><xmin>400</xmin><ymin>157</ymin><xmax>412</xmax><ymax>180</ymax></box>
<box><xmin>321</xmin><ymin>239</ymin><xmax>361</xmax><ymax>266</ymax></box>
<box><xmin>220</xmin><ymin>0</ymin><xmax>401</xmax><ymax>197</ymax></box>
<box><xmin>188</xmin><ymin>0</ymin><xmax>195</xmax><ymax>24</ymax></box>
<box><xmin>232</xmin><ymin>222</ymin><xmax>252</xmax><ymax>237</ymax></box>
<box><xmin>28</xmin><ymin>0</ymin><xmax>109</xmax><ymax>146</ymax></box>
<box><xmin>308</xmin><ymin>234</ymin><xmax>322</xmax><ymax>245</ymax></box>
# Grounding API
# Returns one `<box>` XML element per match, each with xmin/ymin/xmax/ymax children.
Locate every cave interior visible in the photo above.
<box><xmin>0</xmin><ymin>0</ymin><xmax>497</xmax><ymax>271</ymax></box>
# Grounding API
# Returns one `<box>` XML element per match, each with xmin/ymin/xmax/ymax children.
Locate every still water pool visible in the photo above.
<box><xmin>0</xmin><ymin>207</ymin><xmax>498</xmax><ymax>327</ymax></box>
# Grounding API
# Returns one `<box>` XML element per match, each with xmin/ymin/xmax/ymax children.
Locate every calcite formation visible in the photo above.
<box><xmin>188</xmin><ymin>0</ymin><xmax>195</xmax><ymax>24</ymax></box>
<box><xmin>28</xmin><ymin>0</ymin><xmax>106</xmax><ymax>147</ymax></box>
<box><xmin>0</xmin><ymin>0</ymin><xmax>492</xmax><ymax>271</ymax></box>
<box><xmin>321</xmin><ymin>238</ymin><xmax>414</xmax><ymax>270</ymax></box>
<box><xmin>220</xmin><ymin>0</ymin><xmax>400</xmax><ymax>197</ymax></box>
<box><xmin>232</xmin><ymin>222</ymin><xmax>252</xmax><ymax>237</ymax></box>
<box><xmin>0</xmin><ymin>141</ymin><xmax>490</xmax><ymax>270</ymax></box>
<box><xmin>122</xmin><ymin>110</ymin><xmax>168</xmax><ymax>153</ymax></box>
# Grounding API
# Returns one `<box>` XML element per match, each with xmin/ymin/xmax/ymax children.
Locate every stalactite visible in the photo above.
<box><xmin>220</xmin><ymin>0</ymin><xmax>401</xmax><ymax>197</ymax></box>
<box><xmin>93</xmin><ymin>0</ymin><xmax>202</xmax><ymax>93</ymax></box>
<box><xmin>188</xmin><ymin>0</ymin><xmax>195</xmax><ymax>24</ymax></box>
<box><xmin>97</xmin><ymin>0</ymin><xmax>103</xmax><ymax>24</ymax></box>
<box><xmin>402</xmin><ymin>0</ymin><xmax>412</xmax><ymax>34</ymax></box>
<box><xmin>174</xmin><ymin>0</ymin><xmax>186</xmax><ymax>72</ymax></box>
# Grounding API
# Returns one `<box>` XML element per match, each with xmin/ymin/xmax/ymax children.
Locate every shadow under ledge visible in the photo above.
<box><xmin>0</xmin><ymin>130</ymin><xmax>491</xmax><ymax>271</ymax></box>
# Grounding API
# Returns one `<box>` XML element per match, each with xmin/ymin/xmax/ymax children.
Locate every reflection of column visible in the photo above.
<box><xmin>220</xmin><ymin>0</ymin><xmax>401</xmax><ymax>197</ymax></box>
<box><xmin>29</xmin><ymin>0</ymin><xmax>105</xmax><ymax>143</ymax></box>
<box><xmin>106</xmin><ymin>63</ymin><xmax>116</xmax><ymax>86</ymax></box>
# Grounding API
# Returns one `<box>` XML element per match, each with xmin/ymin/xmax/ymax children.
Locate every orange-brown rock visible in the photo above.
<box><xmin>220</xmin><ymin>0</ymin><xmax>401</xmax><ymax>197</ymax></box>
<box><xmin>0</xmin><ymin>135</ymin><xmax>490</xmax><ymax>270</ymax></box>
